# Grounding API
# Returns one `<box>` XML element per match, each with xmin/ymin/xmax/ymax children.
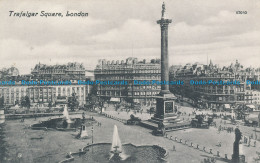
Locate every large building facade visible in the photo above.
<box><xmin>31</xmin><ymin>62</ymin><xmax>85</xmax><ymax>80</ymax></box>
<box><xmin>94</xmin><ymin>57</ymin><xmax>161</xmax><ymax>105</ymax></box>
<box><xmin>0</xmin><ymin>83</ymin><xmax>86</xmax><ymax>106</ymax></box>
<box><xmin>170</xmin><ymin>60</ymin><xmax>260</xmax><ymax>109</ymax></box>
<box><xmin>0</xmin><ymin>62</ymin><xmax>90</xmax><ymax>107</ymax></box>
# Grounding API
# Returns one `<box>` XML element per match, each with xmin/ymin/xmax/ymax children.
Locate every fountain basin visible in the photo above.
<box><xmin>31</xmin><ymin>118</ymin><xmax>95</xmax><ymax>131</ymax></box>
<box><xmin>65</xmin><ymin>143</ymin><xmax>167</xmax><ymax>163</ymax></box>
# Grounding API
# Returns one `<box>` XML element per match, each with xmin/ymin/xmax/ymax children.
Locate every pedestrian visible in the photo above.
<box><xmin>218</xmin><ymin>126</ymin><xmax>221</xmax><ymax>134</ymax></box>
<box><xmin>218</xmin><ymin>142</ymin><xmax>221</xmax><ymax>147</ymax></box>
<box><xmin>173</xmin><ymin>145</ymin><xmax>176</xmax><ymax>151</ymax></box>
<box><xmin>21</xmin><ymin>116</ymin><xmax>25</xmax><ymax>122</ymax></box>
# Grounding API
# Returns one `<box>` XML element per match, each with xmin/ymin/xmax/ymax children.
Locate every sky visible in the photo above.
<box><xmin>0</xmin><ymin>0</ymin><xmax>260</xmax><ymax>74</ymax></box>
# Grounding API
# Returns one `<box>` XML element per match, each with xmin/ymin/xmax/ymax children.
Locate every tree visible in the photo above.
<box><xmin>90</xmin><ymin>84</ymin><xmax>98</xmax><ymax>96</ymax></box>
<box><xmin>0</xmin><ymin>96</ymin><xmax>4</xmax><ymax>109</ymax></box>
<box><xmin>87</xmin><ymin>94</ymin><xmax>98</xmax><ymax>111</ymax></box>
<box><xmin>125</xmin><ymin>97</ymin><xmax>133</xmax><ymax>105</ymax></box>
<box><xmin>15</xmin><ymin>100</ymin><xmax>19</xmax><ymax>105</ymax></box>
<box><xmin>25</xmin><ymin>96</ymin><xmax>30</xmax><ymax>109</ymax></box>
<box><xmin>21</xmin><ymin>96</ymin><xmax>30</xmax><ymax>109</ymax></box>
<box><xmin>68</xmin><ymin>93</ymin><xmax>79</xmax><ymax>111</ymax></box>
<box><xmin>48</xmin><ymin>101</ymin><xmax>52</xmax><ymax>109</ymax></box>
<box><xmin>21</xmin><ymin>96</ymin><xmax>25</xmax><ymax>108</ymax></box>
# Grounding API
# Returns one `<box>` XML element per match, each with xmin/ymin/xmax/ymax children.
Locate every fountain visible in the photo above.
<box><xmin>31</xmin><ymin>107</ymin><xmax>95</xmax><ymax>131</ymax></box>
<box><xmin>110</xmin><ymin>125</ymin><xmax>128</xmax><ymax>161</ymax></box>
<box><xmin>63</xmin><ymin>105</ymin><xmax>72</xmax><ymax>124</ymax></box>
<box><xmin>62</xmin><ymin>124</ymin><xmax>168</xmax><ymax>163</ymax></box>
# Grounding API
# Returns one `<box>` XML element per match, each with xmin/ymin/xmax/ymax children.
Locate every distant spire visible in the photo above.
<box><xmin>207</xmin><ymin>54</ymin><xmax>208</xmax><ymax>66</ymax></box>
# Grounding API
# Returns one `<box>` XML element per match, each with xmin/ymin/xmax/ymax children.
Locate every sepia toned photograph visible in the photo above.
<box><xmin>0</xmin><ymin>0</ymin><xmax>260</xmax><ymax>162</ymax></box>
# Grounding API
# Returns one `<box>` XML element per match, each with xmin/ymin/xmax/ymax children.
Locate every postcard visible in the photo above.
<box><xmin>0</xmin><ymin>0</ymin><xmax>260</xmax><ymax>162</ymax></box>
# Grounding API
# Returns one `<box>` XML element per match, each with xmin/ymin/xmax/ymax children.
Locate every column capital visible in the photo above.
<box><xmin>157</xmin><ymin>19</ymin><xmax>172</xmax><ymax>25</ymax></box>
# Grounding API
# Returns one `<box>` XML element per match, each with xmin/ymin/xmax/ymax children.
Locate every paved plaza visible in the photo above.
<box><xmin>0</xmin><ymin>105</ymin><xmax>259</xmax><ymax>163</ymax></box>
<box><xmin>104</xmin><ymin>106</ymin><xmax>260</xmax><ymax>162</ymax></box>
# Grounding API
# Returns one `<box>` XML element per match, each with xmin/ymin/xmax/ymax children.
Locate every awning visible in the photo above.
<box><xmin>110</xmin><ymin>98</ymin><xmax>120</xmax><ymax>102</ymax></box>
<box><xmin>245</xmin><ymin>114</ymin><xmax>258</xmax><ymax>121</ymax></box>
<box><xmin>246</xmin><ymin>105</ymin><xmax>255</xmax><ymax>109</ymax></box>
<box><xmin>9</xmin><ymin>105</ymin><xmax>20</xmax><ymax>110</ymax></box>
<box><xmin>224</xmin><ymin>104</ymin><xmax>230</xmax><ymax>109</ymax></box>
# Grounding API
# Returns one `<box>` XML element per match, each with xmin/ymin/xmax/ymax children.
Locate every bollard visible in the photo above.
<box><xmin>203</xmin><ymin>147</ymin><xmax>206</xmax><ymax>152</ymax></box>
<box><xmin>209</xmin><ymin>149</ymin><xmax>212</xmax><ymax>154</ymax></box>
<box><xmin>197</xmin><ymin>144</ymin><xmax>199</xmax><ymax>149</ymax></box>
<box><xmin>184</xmin><ymin>141</ymin><xmax>187</xmax><ymax>145</ymax></box>
<box><xmin>190</xmin><ymin>142</ymin><xmax>193</xmax><ymax>147</ymax></box>
<box><xmin>225</xmin><ymin>154</ymin><xmax>228</xmax><ymax>159</ymax></box>
<box><xmin>175</xmin><ymin>137</ymin><xmax>177</xmax><ymax>141</ymax></box>
<box><xmin>165</xmin><ymin>134</ymin><xmax>168</xmax><ymax>138</ymax></box>
<box><xmin>217</xmin><ymin>151</ymin><xmax>220</xmax><ymax>157</ymax></box>
<box><xmin>170</xmin><ymin>136</ymin><xmax>172</xmax><ymax>140</ymax></box>
<box><xmin>180</xmin><ymin>139</ymin><xmax>182</xmax><ymax>143</ymax></box>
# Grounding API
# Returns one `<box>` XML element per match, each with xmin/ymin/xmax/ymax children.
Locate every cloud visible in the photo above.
<box><xmin>92</xmin><ymin>19</ymin><xmax>159</xmax><ymax>49</ymax></box>
<box><xmin>0</xmin><ymin>0</ymin><xmax>260</xmax><ymax>74</ymax></box>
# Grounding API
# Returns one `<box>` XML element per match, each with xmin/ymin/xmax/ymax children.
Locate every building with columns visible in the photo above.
<box><xmin>0</xmin><ymin>83</ymin><xmax>86</xmax><ymax>106</ymax></box>
<box><xmin>0</xmin><ymin>62</ymin><xmax>92</xmax><ymax>107</ymax></box>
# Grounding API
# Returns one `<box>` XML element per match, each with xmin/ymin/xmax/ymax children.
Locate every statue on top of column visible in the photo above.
<box><xmin>162</xmin><ymin>2</ymin><xmax>166</xmax><ymax>18</ymax></box>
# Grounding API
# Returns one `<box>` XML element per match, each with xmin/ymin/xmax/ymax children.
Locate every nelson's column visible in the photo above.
<box><xmin>142</xmin><ymin>2</ymin><xmax>188</xmax><ymax>132</ymax></box>
<box><xmin>150</xmin><ymin>2</ymin><xmax>184</xmax><ymax>130</ymax></box>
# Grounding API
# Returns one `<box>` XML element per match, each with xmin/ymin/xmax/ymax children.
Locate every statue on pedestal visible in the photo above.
<box><xmin>232</xmin><ymin>127</ymin><xmax>242</xmax><ymax>163</ymax></box>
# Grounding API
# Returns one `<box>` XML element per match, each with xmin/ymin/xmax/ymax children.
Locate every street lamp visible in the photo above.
<box><xmin>91</xmin><ymin>124</ymin><xmax>94</xmax><ymax>154</ymax></box>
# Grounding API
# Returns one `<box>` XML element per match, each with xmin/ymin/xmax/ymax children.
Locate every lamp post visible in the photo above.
<box><xmin>91</xmin><ymin>124</ymin><xmax>94</xmax><ymax>154</ymax></box>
